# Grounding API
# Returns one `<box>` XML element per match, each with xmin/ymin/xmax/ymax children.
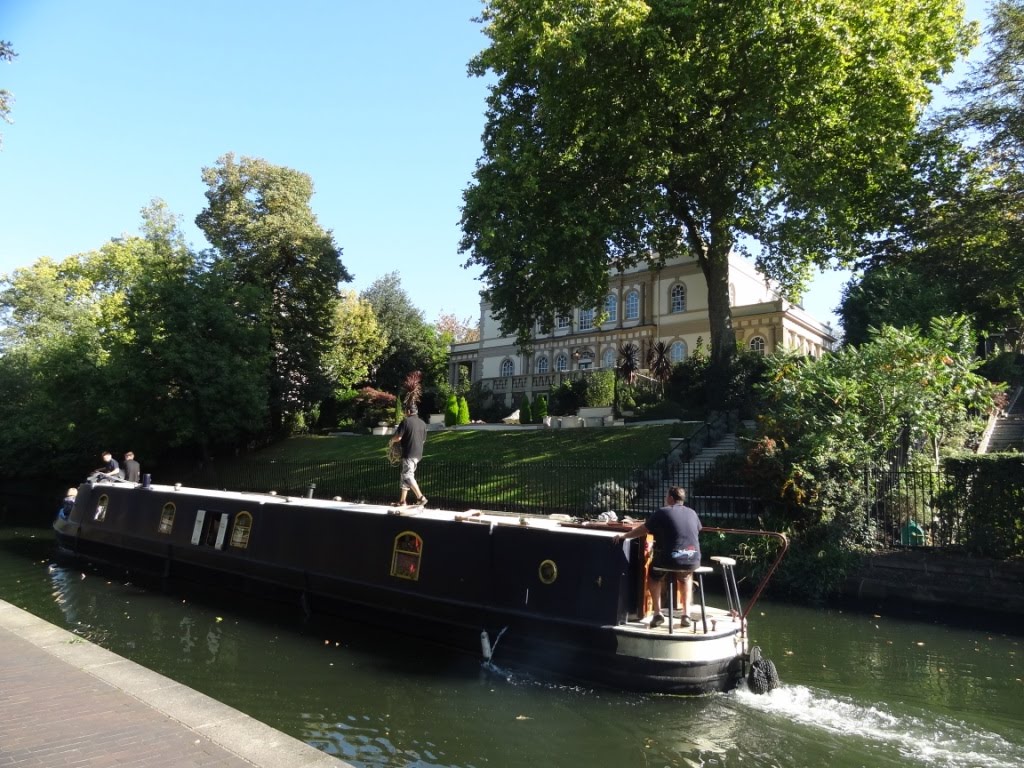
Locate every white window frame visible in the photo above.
<box><xmin>625</xmin><ymin>290</ymin><xmax>640</xmax><ymax>321</ymax></box>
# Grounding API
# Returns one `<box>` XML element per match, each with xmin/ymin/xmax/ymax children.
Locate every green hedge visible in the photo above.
<box><xmin>943</xmin><ymin>454</ymin><xmax>1024</xmax><ymax>559</ymax></box>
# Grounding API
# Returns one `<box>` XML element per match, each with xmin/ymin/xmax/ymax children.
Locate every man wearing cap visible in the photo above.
<box><xmin>389</xmin><ymin>405</ymin><xmax>428</xmax><ymax>506</ymax></box>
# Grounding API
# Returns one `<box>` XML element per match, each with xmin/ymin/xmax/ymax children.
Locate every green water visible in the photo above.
<box><xmin>2</xmin><ymin>525</ymin><xmax>1021</xmax><ymax>768</ymax></box>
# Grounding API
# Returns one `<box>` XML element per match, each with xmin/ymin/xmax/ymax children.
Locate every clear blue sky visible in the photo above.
<box><xmin>0</xmin><ymin>0</ymin><xmax>990</xmax><ymax>332</ymax></box>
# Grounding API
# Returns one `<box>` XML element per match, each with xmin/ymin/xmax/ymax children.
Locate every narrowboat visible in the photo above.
<box><xmin>53</xmin><ymin>478</ymin><xmax>786</xmax><ymax>695</ymax></box>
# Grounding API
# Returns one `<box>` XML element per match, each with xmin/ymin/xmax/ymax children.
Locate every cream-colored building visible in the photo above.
<box><xmin>449</xmin><ymin>253</ymin><xmax>835</xmax><ymax>407</ymax></box>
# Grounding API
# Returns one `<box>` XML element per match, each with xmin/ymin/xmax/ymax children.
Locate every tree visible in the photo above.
<box><xmin>457</xmin><ymin>395</ymin><xmax>471</xmax><ymax>425</ymax></box>
<box><xmin>757</xmin><ymin>315</ymin><xmax>1001</xmax><ymax>484</ymax></box>
<box><xmin>196</xmin><ymin>153</ymin><xmax>351</xmax><ymax>436</ymax></box>
<box><xmin>840</xmin><ymin>128</ymin><xmax>1024</xmax><ymax>347</ymax></box>
<box><xmin>0</xmin><ymin>41</ymin><xmax>16</xmax><ymax>148</ymax></box>
<box><xmin>323</xmin><ymin>291</ymin><xmax>387</xmax><ymax>393</ymax></box>
<box><xmin>461</xmin><ymin>0</ymin><xmax>974</xmax><ymax>381</ymax></box>
<box><xmin>361</xmin><ymin>272</ymin><xmax>447</xmax><ymax>393</ymax></box>
<box><xmin>435</xmin><ymin>312</ymin><xmax>481</xmax><ymax>343</ymax></box>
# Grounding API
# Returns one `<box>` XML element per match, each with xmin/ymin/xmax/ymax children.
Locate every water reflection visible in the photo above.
<box><xmin>0</xmin><ymin>526</ymin><xmax>1022</xmax><ymax>768</ymax></box>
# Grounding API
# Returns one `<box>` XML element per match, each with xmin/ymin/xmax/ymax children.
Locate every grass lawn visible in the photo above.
<box><xmin>197</xmin><ymin>424</ymin><xmax>697</xmax><ymax>514</ymax></box>
<box><xmin>252</xmin><ymin>424</ymin><xmax>683</xmax><ymax>465</ymax></box>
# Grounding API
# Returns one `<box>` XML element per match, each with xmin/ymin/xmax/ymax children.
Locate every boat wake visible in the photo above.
<box><xmin>734</xmin><ymin>683</ymin><xmax>1024</xmax><ymax>768</ymax></box>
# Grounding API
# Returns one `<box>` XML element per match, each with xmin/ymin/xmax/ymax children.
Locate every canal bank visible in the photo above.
<box><xmin>0</xmin><ymin>599</ymin><xmax>349</xmax><ymax>767</ymax></box>
<box><xmin>842</xmin><ymin>549</ymin><xmax>1024</xmax><ymax>619</ymax></box>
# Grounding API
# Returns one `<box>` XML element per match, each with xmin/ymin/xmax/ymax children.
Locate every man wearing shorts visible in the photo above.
<box><xmin>614</xmin><ymin>485</ymin><xmax>702</xmax><ymax>627</ymax></box>
<box><xmin>389</xmin><ymin>405</ymin><xmax>428</xmax><ymax>507</ymax></box>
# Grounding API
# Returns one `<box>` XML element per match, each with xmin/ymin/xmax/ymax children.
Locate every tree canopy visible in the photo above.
<box><xmin>0</xmin><ymin>41</ymin><xmax>16</xmax><ymax>148</ymax></box>
<box><xmin>840</xmin><ymin>2</ymin><xmax>1024</xmax><ymax>347</ymax></box>
<box><xmin>360</xmin><ymin>272</ymin><xmax>448</xmax><ymax>395</ymax></box>
<box><xmin>461</xmin><ymin>0</ymin><xmax>975</xmax><ymax>372</ymax></box>
<box><xmin>197</xmin><ymin>154</ymin><xmax>351</xmax><ymax>435</ymax></box>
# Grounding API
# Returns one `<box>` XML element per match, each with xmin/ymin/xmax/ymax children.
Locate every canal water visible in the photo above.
<box><xmin>1</xmin><ymin>524</ymin><xmax>1021</xmax><ymax>768</ymax></box>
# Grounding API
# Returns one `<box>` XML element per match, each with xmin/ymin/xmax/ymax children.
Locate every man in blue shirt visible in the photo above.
<box><xmin>614</xmin><ymin>486</ymin><xmax>702</xmax><ymax>628</ymax></box>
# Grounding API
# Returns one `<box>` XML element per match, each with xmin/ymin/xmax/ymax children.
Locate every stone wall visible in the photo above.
<box><xmin>843</xmin><ymin>550</ymin><xmax>1024</xmax><ymax>616</ymax></box>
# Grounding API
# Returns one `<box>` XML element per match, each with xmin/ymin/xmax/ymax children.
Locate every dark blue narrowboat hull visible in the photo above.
<box><xmin>54</xmin><ymin>480</ymin><xmax>751</xmax><ymax>694</ymax></box>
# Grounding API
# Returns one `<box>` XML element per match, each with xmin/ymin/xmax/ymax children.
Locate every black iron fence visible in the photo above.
<box><xmin>183</xmin><ymin>457</ymin><xmax>765</xmax><ymax>528</ymax></box>
<box><xmin>182</xmin><ymin>457</ymin><xmax>1022</xmax><ymax>558</ymax></box>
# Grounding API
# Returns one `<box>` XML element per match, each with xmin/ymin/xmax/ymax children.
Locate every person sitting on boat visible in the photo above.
<box><xmin>122</xmin><ymin>451</ymin><xmax>141</xmax><ymax>483</ymax></box>
<box><xmin>57</xmin><ymin>487</ymin><xmax>77</xmax><ymax>520</ymax></box>
<box><xmin>88</xmin><ymin>451</ymin><xmax>121</xmax><ymax>482</ymax></box>
<box><xmin>613</xmin><ymin>485</ymin><xmax>702</xmax><ymax>628</ymax></box>
<box><xmin>389</xmin><ymin>405</ymin><xmax>428</xmax><ymax>507</ymax></box>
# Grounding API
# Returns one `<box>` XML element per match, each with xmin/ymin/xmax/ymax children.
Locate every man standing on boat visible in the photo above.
<box><xmin>614</xmin><ymin>486</ymin><xmax>701</xmax><ymax>628</ymax></box>
<box><xmin>389</xmin><ymin>405</ymin><xmax>428</xmax><ymax>507</ymax></box>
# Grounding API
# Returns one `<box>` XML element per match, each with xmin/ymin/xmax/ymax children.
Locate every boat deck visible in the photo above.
<box><xmin>617</xmin><ymin>605</ymin><xmax>742</xmax><ymax>637</ymax></box>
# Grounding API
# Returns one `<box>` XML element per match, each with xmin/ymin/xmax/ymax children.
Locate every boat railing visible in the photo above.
<box><xmin>702</xmin><ymin>527</ymin><xmax>789</xmax><ymax>621</ymax></box>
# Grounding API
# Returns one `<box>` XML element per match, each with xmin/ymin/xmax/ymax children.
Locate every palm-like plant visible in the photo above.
<box><xmin>616</xmin><ymin>343</ymin><xmax>640</xmax><ymax>385</ymax></box>
<box><xmin>402</xmin><ymin>370</ymin><xmax>423</xmax><ymax>411</ymax></box>
<box><xmin>614</xmin><ymin>342</ymin><xmax>641</xmax><ymax>418</ymax></box>
<box><xmin>647</xmin><ymin>341</ymin><xmax>672</xmax><ymax>390</ymax></box>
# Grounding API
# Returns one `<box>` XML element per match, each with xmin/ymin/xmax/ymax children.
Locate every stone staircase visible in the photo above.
<box><xmin>980</xmin><ymin>386</ymin><xmax>1024</xmax><ymax>454</ymax></box>
<box><xmin>629</xmin><ymin>424</ymin><xmax>750</xmax><ymax>516</ymax></box>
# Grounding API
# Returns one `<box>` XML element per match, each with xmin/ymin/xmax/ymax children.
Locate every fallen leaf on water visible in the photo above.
<box><xmin>515</xmin><ymin>715</ymin><xmax>532</xmax><ymax>721</ymax></box>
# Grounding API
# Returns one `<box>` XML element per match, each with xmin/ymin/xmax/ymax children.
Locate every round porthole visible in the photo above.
<box><xmin>538</xmin><ymin>559</ymin><xmax>558</xmax><ymax>584</ymax></box>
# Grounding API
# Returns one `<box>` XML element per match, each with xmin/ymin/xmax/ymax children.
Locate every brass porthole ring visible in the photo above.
<box><xmin>538</xmin><ymin>559</ymin><xmax>558</xmax><ymax>584</ymax></box>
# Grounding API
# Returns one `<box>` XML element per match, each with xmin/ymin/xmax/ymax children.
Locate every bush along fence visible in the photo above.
<box><xmin>863</xmin><ymin>454</ymin><xmax>1024</xmax><ymax>558</ymax></box>
<box><xmin>183</xmin><ymin>454</ymin><xmax>1024</xmax><ymax>560</ymax></box>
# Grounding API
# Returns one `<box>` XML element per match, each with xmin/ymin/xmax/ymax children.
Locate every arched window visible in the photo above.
<box><xmin>554</xmin><ymin>353</ymin><xmax>568</xmax><ymax>372</ymax></box>
<box><xmin>500</xmin><ymin>359</ymin><xmax>514</xmax><ymax>377</ymax></box>
<box><xmin>670</xmin><ymin>341</ymin><xmax>687</xmax><ymax>363</ymax></box>
<box><xmin>158</xmin><ymin>502</ymin><xmax>176</xmax><ymax>534</ymax></box>
<box><xmin>625</xmin><ymin>290</ymin><xmax>640</xmax><ymax>320</ymax></box>
<box><xmin>750</xmin><ymin>336</ymin><xmax>766</xmax><ymax>355</ymax></box>
<box><xmin>391</xmin><ymin>531</ymin><xmax>423</xmax><ymax>581</ymax></box>
<box><xmin>602</xmin><ymin>348</ymin><xmax>616</xmax><ymax>369</ymax></box>
<box><xmin>578</xmin><ymin>308</ymin><xmax>594</xmax><ymax>331</ymax></box>
<box><xmin>670</xmin><ymin>284</ymin><xmax>686</xmax><ymax>313</ymax></box>
<box><xmin>230</xmin><ymin>511</ymin><xmax>253</xmax><ymax>549</ymax></box>
<box><xmin>604</xmin><ymin>294</ymin><xmax>618</xmax><ymax>323</ymax></box>
<box><xmin>536</xmin><ymin>355</ymin><xmax>549</xmax><ymax>374</ymax></box>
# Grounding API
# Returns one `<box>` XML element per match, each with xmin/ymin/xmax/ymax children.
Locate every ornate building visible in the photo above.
<box><xmin>449</xmin><ymin>253</ymin><xmax>835</xmax><ymax>407</ymax></box>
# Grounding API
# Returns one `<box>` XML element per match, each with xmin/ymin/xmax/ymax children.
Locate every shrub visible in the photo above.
<box><xmin>350</xmin><ymin>387</ymin><xmax>398</xmax><ymax>432</ymax></box>
<box><xmin>589</xmin><ymin>479</ymin><xmax>634</xmax><ymax>513</ymax></box>
<box><xmin>457</xmin><ymin>395</ymin><xmax>470</xmax><ymax>425</ymax></box>
<box><xmin>585</xmin><ymin>370</ymin><xmax>615</xmax><ymax>407</ymax></box>
<box><xmin>534</xmin><ymin>394</ymin><xmax>548</xmax><ymax>423</ymax></box>
<box><xmin>518</xmin><ymin>393</ymin><xmax>532</xmax><ymax>424</ymax></box>
<box><xmin>466</xmin><ymin>381</ymin><xmax>505</xmax><ymax>423</ymax></box>
<box><xmin>444</xmin><ymin>393</ymin><xmax>459</xmax><ymax>427</ymax></box>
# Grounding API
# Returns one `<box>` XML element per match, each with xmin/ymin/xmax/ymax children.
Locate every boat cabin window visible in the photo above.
<box><xmin>390</xmin><ymin>531</ymin><xmax>423</xmax><ymax>581</ymax></box>
<box><xmin>190</xmin><ymin>509</ymin><xmax>231</xmax><ymax>550</ymax></box>
<box><xmin>157</xmin><ymin>503</ymin><xmax>175</xmax><ymax>534</ymax></box>
<box><xmin>94</xmin><ymin>494</ymin><xmax>109</xmax><ymax>522</ymax></box>
<box><xmin>229</xmin><ymin>511</ymin><xmax>253</xmax><ymax>549</ymax></box>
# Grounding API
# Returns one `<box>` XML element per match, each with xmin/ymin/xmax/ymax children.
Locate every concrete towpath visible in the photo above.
<box><xmin>0</xmin><ymin>599</ymin><xmax>349</xmax><ymax>767</ymax></box>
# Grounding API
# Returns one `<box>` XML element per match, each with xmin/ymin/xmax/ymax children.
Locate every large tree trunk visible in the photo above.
<box><xmin>698</xmin><ymin>228</ymin><xmax>737</xmax><ymax>409</ymax></box>
<box><xmin>703</xmin><ymin>239</ymin><xmax>736</xmax><ymax>369</ymax></box>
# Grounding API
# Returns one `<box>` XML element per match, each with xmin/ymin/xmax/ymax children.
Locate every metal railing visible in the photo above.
<box><xmin>183</xmin><ymin>457</ymin><xmax>763</xmax><ymax>527</ymax></box>
<box><xmin>181</xmin><ymin>458</ymin><xmax>1021</xmax><ymax>557</ymax></box>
